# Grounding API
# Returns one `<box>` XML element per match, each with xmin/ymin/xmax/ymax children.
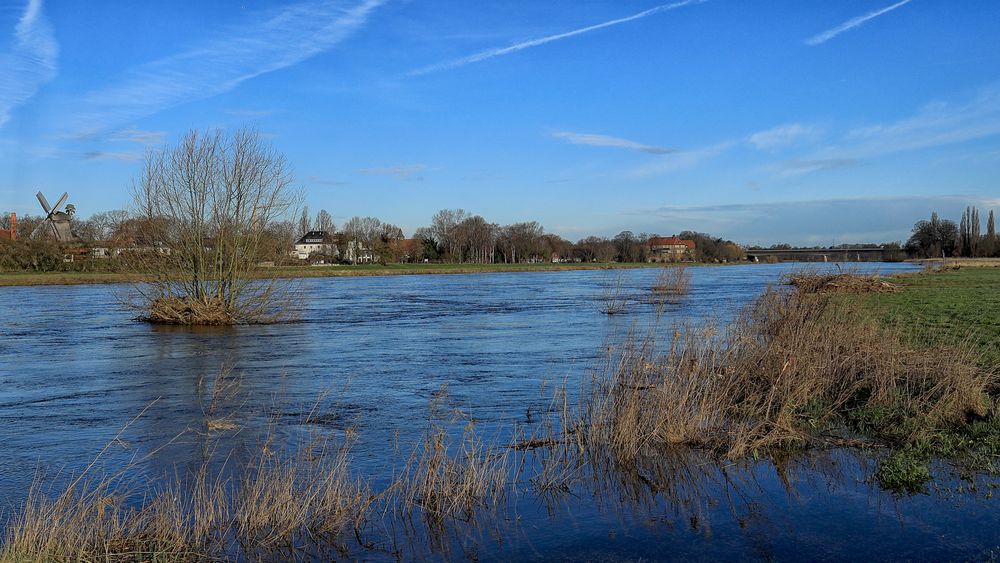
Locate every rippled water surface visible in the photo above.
<box><xmin>4</xmin><ymin>263</ymin><xmax>1000</xmax><ymax>560</ymax></box>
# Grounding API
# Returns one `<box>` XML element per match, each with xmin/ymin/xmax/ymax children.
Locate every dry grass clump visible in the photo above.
<box><xmin>399</xmin><ymin>424</ymin><xmax>513</xmax><ymax>523</ymax></box>
<box><xmin>199</xmin><ymin>365</ymin><xmax>244</xmax><ymax>433</ymax></box>
<box><xmin>650</xmin><ymin>265</ymin><xmax>691</xmax><ymax>304</ymax></box>
<box><xmin>142</xmin><ymin>295</ymin><xmax>236</xmax><ymax>325</ymax></box>
<box><xmin>1</xmin><ymin>469</ymin><xmax>228</xmax><ymax>562</ymax></box>
<box><xmin>0</xmin><ymin>438</ymin><xmax>373</xmax><ymax>562</ymax></box>
<box><xmin>786</xmin><ymin>272</ymin><xmax>899</xmax><ymax>294</ymax></box>
<box><xmin>234</xmin><ymin>440</ymin><xmax>374</xmax><ymax>552</ymax></box>
<box><xmin>575</xmin><ymin>281</ymin><xmax>995</xmax><ymax>461</ymax></box>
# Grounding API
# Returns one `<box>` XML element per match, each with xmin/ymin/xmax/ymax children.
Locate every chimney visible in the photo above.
<box><xmin>9</xmin><ymin>212</ymin><xmax>15</xmax><ymax>241</ymax></box>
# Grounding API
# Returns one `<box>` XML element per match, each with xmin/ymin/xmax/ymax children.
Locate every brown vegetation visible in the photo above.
<box><xmin>787</xmin><ymin>272</ymin><xmax>899</xmax><ymax>294</ymax></box>
<box><xmin>577</xmin><ymin>278</ymin><xmax>992</xmax><ymax>461</ymax></box>
<box><xmin>398</xmin><ymin>424</ymin><xmax>512</xmax><ymax>524</ymax></box>
<box><xmin>650</xmin><ymin>265</ymin><xmax>691</xmax><ymax>304</ymax></box>
<box><xmin>0</xmin><ymin>436</ymin><xmax>374</xmax><ymax>562</ymax></box>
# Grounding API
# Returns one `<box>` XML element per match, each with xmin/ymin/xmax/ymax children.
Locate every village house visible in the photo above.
<box><xmin>292</xmin><ymin>230</ymin><xmax>338</xmax><ymax>261</ymax></box>
<box><xmin>342</xmin><ymin>239</ymin><xmax>375</xmax><ymax>264</ymax></box>
<box><xmin>647</xmin><ymin>236</ymin><xmax>696</xmax><ymax>262</ymax></box>
<box><xmin>0</xmin><ymin>213</ymin><xmax>15</xmax><ymax>241</ymax></box>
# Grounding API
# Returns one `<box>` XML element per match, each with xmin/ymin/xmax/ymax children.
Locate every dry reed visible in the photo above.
<box><xmin>575</xmin><ymin>276</ymin><xmax>994</xmax><ymax>462</ymax></box>
<box><xmin>650</xmin><ymin>265</ymin><xmax>691</xmax><ymax>304</ymax></box>
<box><xmin>786</xmin><ymin>270</ymin><xmax>898</xmax><ymax>294</ymax></box>
<box><xmin>398</xmin><ymin>422</ymin><xmax>513</xmax><ymax>524</ymax></box>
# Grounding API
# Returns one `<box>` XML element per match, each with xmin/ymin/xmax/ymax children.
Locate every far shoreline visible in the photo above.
<box><xmin>0</xmin><ymin>261</ymin><xmax>707</xmax><ymax>288</ymax></box>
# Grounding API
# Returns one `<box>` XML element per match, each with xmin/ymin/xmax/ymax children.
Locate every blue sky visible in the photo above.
<box><xmin>1</xmin><ymin>0</ymin><xmax>999</xmax><ymax>245</ymax></box>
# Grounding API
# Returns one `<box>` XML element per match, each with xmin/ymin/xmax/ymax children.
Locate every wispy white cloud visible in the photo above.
<box><xmin>747</xmin><ymin>123</ymin><xmax>822</xmax><ymax>150</ymax></box>
<box><xmin>69</xmin><ymin>0</ymin><xmax>386</xmax><ymax>135</ymax></box>
<box><xmin>225</xmin><ymin>108</ymin><xmax>281</xmax><ymax>119</ymax></box>
<box><xmin>629</xmin><ymin>140</ymin><xmax>735</xmax><ymax>177</ymax></box>
<box><xmin>82</xmin><ymin>150</ymin><xmax>144</xmax><ymax>162</ymax></box>
<box><xmin>777</xmin><ymin>158</ymin><xmax>860</xmax><ymax>177</ymax></box>
<box><xmin>356</xmin><ymin>163</ymin><xmax>428</xmax><ymax>179</ymax></box>
<box><xmin>805</xmin><ymin>0</ymin><xmax>913</xmax><ymax>46</ymax></box>
<box><xmin>807</xmin><ymin>82</ymin><xmax>1000</xmax><ymax>163</ymax></box>
<box><xmin>107</xmin><ymin>127</ymin><xmax>166</xmax><ymax>145</ymax></box>
<box><xmin>552</xmin><ymin>131</ymin><xmax>677</xmax><ymax>155</ymax></box>
<box><xmin>306</xmin><ymin>175</ymin><xmax>351</xmax><ymax>186</ymax></box>
<box><xmin>0</xmin><ymin>0</ymin><xmax>58</xmax><ymax>127</ymax></box>
<box><xmin>408</xmin><ymin>0</ymin><xmax>705</xmax><ymax>76</ymax></box>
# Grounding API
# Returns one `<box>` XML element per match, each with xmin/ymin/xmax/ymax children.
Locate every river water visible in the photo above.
<box><xmin>3</xmin><ymin>263</ymin><xmax>1000</xmax><ymax>560</ymax></box>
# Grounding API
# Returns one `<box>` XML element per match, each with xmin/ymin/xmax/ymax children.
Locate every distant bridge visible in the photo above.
<box><xmin>745</xmin><ymin>247</ymin><xmax>894</xmax><ymax>263</ymax></box>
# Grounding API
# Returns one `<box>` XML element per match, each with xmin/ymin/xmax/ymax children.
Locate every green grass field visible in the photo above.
<box><xmin>864</xmin><ymin>267</ymin><xmax>1000</xmax><ymax>367</ymax></box>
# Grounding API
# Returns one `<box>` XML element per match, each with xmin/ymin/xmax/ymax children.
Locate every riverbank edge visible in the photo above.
<box><xmin>0</xmin><ymin>262</ymin><xmax>718</xmax><ymax>287</ymax></box>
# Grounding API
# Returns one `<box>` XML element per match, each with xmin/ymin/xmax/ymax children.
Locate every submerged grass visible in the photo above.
<box><xmin>0</xmin><ymin>437</ymin><xmax>374</xmax><ymax>562</ymax></box>
<box><xmin>650</xmin><ymin>265</ymin><xmax>691</xmax><ymax>304</ymax></box>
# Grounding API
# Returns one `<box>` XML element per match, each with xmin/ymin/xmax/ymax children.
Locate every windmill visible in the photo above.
<box><xmin>32</xmin><ymin>191</ymin><xmax>77</xmax><ymax>242</ymax></box>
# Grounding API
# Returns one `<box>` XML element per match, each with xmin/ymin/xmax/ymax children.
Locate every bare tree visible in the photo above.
<box><xmin>298</xmin><ymin>206</ymin><xmax>311</xmax><ymax>237</ymax></box>
<box><xmin>76</xmin><ymin>210</ymin><xmax>129</xmax><ymax>243</ymax></box>
<box><xmin>127</xmin><ymin>128</ymin><xmax>299</xmax><ymax>324</ymax></box>
<box><xmin>342</xmin><ymin>216</ymin><xmax>392</xmax><ymax>263</ymax></box>
<box><xmin>314</xmin><ymin>209</ymin><xmax>335</xmax><ymax>233</ymax></box>
<box><xmin>430</xmin><ymin>208</ymin><xmax>469</xmax><ymax>261</ymax></box>
<box><xmin>987</xmin><ymin>209</ymin><xmax>997</xmax><ymax>257</ymax></box>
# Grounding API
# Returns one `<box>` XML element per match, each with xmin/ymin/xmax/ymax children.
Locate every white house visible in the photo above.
<box><xmin>343</xmin><ymin>239</ymin><xmax>376</xmax><ymax>264</ymax></box>
<box><xmin>292</xmin><ymin>231</ymin><xmax>338</xmax><ymax>260</ymax></box>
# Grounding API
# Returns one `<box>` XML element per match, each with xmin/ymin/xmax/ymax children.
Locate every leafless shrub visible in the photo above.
<box><xmin>599</xmin><ymin>272</ymin><xmax>629</xmax><ymax>315</ymax></box>
<box><xmin>125</xmin><ymin>128</ymin><xmax>300</xmax><ymax>325</ymax></box>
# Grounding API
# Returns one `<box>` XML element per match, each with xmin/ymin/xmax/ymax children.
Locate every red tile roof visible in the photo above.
<box><xmin>648</xmin><ymin>236</ymin><xmax>695</xmax><ymax>249</ymax></box>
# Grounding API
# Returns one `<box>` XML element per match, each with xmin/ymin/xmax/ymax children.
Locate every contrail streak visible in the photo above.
<box><xmin>805</xmin><ymin>0</ymin><xmax>913</xmax><ymax>46</ymax></box>
<box><xmin>408</xmin><ymin>0</ymin><xmax>706</xmax><ymax>76</ymax></box>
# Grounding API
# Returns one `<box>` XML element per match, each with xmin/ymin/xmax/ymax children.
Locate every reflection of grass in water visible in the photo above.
<box><xmin>6</xmin><ymin>269</ymin><xmax>1000</xmax><ymax>558</ymax></box>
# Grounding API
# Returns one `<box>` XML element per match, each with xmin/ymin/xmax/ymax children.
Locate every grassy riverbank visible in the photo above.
<box><xmin>840</xmin><ymin>266</ymin><xmax>1000</xmax><ymax>490</ymax></box>
<box><xmin>0</xmin><ymin>261</ymin><xmax>696</xmax><ymax>287</ymax></box>
<box><xmin>876</xmin><ymin>267</ymin><xmax>1000</xmax><ymax>366</ymax></box>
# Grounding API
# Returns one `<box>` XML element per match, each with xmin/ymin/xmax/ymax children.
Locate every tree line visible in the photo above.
<box><xmin>287</xmin><ymin>206</ymin><xmax>746</xmax><ymax>265</ymax></box>
<box><xmin>0</xmin><ymin>202</ymin><xmax>745</xmax><ymax>270</ymax></box>
<box><xmin>905</xmin><ymin>207</ymin><xmax>999</xmax><ymax>258</ymax></box>
<box><xmin>4</xmin><ymin>200</ymin><xmax>996</xmax><ymax>271</ymax></box>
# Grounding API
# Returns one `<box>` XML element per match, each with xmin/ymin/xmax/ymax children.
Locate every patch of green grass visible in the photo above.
<box><xmin>863</xmin><ymin>268</ymin><xmax>1000</xmax><ymax>367</ymax></box>
<box><xmin>876</xmin><ymin>443</ymin><xmax>933</xmax><ymax>494</ymax></box>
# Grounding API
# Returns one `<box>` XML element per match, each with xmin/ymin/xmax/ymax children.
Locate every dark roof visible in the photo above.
<box><xmin>295</xmin><ymin>230</ymin><xmax>336</xmax><ymax>245</ymax></box>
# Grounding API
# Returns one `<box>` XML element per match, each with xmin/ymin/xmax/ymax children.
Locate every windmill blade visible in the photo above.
<box><xmin>52</xmin><ymin>192</ymin><xmax>68</xmax><ymax>213</ymax></box>
<box><xmin>36</xmin><ymin>191</ymin><xmax>52</xmax><ymax>215</ymax></box>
